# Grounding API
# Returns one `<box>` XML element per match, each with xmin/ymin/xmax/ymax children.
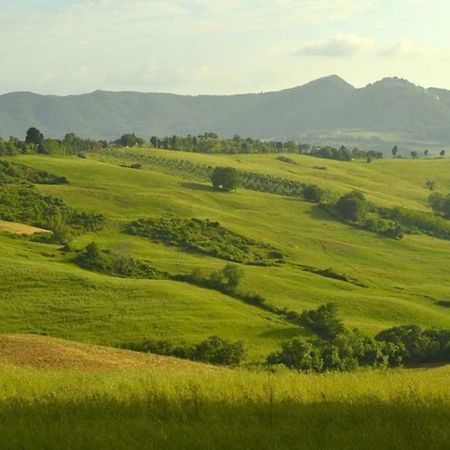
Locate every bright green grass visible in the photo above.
<box><xmin>0</xmin><ymin>236</ymin><xmax>298</xmax><ymax>362</ymax></box>
<box><xmin>0</xmin><ymin>363</ymin><xmax>449</xmax><ymax>449</ymax></box>
<box><xmin>1</xmin><ymin>153</ymin><xmax>450</xmax><ymax>360</ymax></box>
<box><xmin>107</xmin><ymin>147</ymin><xmax>450</xmax><ymax>210</ymax></box>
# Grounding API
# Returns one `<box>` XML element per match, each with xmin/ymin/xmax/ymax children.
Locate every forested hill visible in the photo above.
<box><xmin>1</xmin><ymin>76</ymin><xmax>450</xmax><ymax>147</ymax></box>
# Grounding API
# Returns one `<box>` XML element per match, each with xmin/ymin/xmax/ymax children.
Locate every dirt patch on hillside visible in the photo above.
<box><xmin>0</xmin><ymin>334</ymin><xmax>209</xmax><ymax>371</ymax></box>
<box><xmin>0</xmin><ymin>220</ymin><xmax>50</xmax><ymax>235</ymax></box>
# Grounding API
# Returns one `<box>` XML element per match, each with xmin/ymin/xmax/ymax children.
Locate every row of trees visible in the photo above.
<box><xmin>4</xmin><ymin>128</ymin><xmax>450</xmax><ymax>162</ymax></box>
<box><xmin>268</xmin><ymin>304</ymin><xmax>450</xmax><ymax>372</ymax></box>
<box><xmin>122</xmin><ymin>335</ymin><xmax>245</xmax><ymax>366</ymax></box>
<box><xmin>392</xmin><ymin>145</ymin><xmax>446</xmax><ymax>159</ymax></box>
<box><xmin>122</xmin><ymin>302</ymin><xmax>449</xmax><ymax>370</ymax></box>
<box><xmin>147</xmin><ymin>134</ymin><xmax>383</xmax><ymax>161</ymax></box>
<box><xmin>0</xmin><ymin>128</ymin><xmax>107</xmax><ymax>156</ymax></box>
<box><xmin>326</xmin><ymin>189</ymin><xmax>450</xmax><ymax>240</ymax></box>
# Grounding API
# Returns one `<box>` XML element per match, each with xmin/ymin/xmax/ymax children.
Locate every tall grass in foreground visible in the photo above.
<box><xmin>0</xmin><ymin>365</ymin><xmax>449</xmax><ymax>449</ymax></box>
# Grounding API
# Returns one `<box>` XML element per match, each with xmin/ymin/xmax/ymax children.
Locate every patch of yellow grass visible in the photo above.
<box><xmin>0</xmin><ymin>334</ymin><xmax>209</xmax><ymax>371</ymax></box>
<box><xmin>0</xmin><ymin>220</ymin><xmax>49</xmax><ymax>235</ymax></box>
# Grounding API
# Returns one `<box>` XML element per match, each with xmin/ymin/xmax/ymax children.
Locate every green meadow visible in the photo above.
<box><xmin>1</xmin><ymin>148</ymin><xmax>450</xmax><ymax>448</ymax></box>
<box><xmin>0</xmin><ymin>361</ymin><xmax>449</xmax><ymax>450</ymax></box>
<box><xmin>2</xmin><ymin>151</ymin><xmax>449</xmax><ymax>342</ymax></box>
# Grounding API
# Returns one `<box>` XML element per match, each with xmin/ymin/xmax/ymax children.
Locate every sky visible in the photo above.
<box><xmin>0</xmin><ymin>0</ymin><xmax>449</xmax><ymax>95</ymax></box>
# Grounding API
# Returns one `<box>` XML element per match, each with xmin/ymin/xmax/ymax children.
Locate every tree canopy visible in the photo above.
<box><xmin>211</xmin><ymin>167</ymin><xmax>241</xmax><ymax>191</ymax></box>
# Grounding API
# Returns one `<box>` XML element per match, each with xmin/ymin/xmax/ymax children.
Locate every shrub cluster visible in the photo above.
<box><xmin>175</xmin><ymin>264</ymin><xmax>272</xmax><ymax>311</ymax></box>
<box><xmin>0</xmin><ymin>185</ymin><xmax>104</xmax><ymax>241</ymax></box>
<box><xmin>126</xmin><ymin>217</ymin><xmax>284</xmax><ymax>265</ymax></box>
<box><xmin>276</xmin><ymin>156</ymin><xmax>297</xmax><ymax>165</ymax></box>
<box><xmin>268</xmin><ymin>304</ymin><xmax>450</xmax><ymax>372</ymax></box>
<box><xmin>121</xmin><ymin>335</ymin><xmax>245</xmax><ymax>366</ymax></box>
<box><xmin>428</xmin><ymin>192</ymin><xmax>450</xmax><ymax>219</ymax></box>
<box><xmin>0</xmin><ymin>160</ymin><xmax>68</xmax><ymax>185</ymax></box>
<box><xmin>75</xmin><ymin>242</ymin><xmax>164</xmax><ymax>279</ymax></box>
<box><xmin>211</xmin><ymin>167</ymin><xmax>240</xmax><ymax>191</ymax></box>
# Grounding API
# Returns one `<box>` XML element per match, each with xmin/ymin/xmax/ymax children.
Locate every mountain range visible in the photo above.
<box><xmin>1</xmin><ymin>76</ymin><xmax>450</xmax><ymax>149</ymax></box>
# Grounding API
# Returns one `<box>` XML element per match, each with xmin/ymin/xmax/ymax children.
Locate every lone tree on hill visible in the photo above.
<box><xmin>115</xmin><ymin>133</ymin><xmax>144</xmax><ymax>147</ymax></box>
<box><xmin>335</xmin><ymin>191</ymin><xmax>369</xmax><ymax>222</ymax></box>
<box><xmin>25</xmin><ymin>127</ymin><xmax>44</xmax><ymax>145</ymax></box>
<box><xmin>392</xmin><ymin>145</ymin><xmax>398</xmax><ymax>157</ymax></box>
<box><xmin>211</xmin><ymin>167</ymin><xmax>240</xmax><ymax>191</ymax></box>
<box><xmin>440</xmin><ymin>150</ymin><xmax>446</xmax><ymax>158</ymax></box>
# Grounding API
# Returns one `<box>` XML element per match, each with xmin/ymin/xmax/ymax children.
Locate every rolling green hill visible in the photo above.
<box><xmin>1</xmin><ymin>149</ymin><xmax>450</xmax><ymax>361</ymax></box>
<box><xmin>2</xmin><ymin>147</ymin><xmax>450</xmax><ymax>449</ymax></box>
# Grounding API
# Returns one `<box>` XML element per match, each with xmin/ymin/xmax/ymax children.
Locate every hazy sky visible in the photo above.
<box><xmin>0</xmin><ymin>0</ymin><xmax>449</xmax><ymax>95</ymax></box>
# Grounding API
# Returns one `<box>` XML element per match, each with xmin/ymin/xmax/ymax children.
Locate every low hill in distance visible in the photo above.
<box><xmin>1</xmin><ymin>76</ymin><xmax>450</xmax><ymax>151</ymax></box>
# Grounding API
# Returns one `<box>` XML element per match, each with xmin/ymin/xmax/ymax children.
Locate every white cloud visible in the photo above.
<box><xmin>381</xmin><ymin>39</ymin><xmax>437</xmax><ymax>59</ymax></box>
<box><xmin>297</xmin><ymin>34</ymin><xmax>375</xmax><ymax>57</ymax></box>
<box><xmin>0</xmin><ymin>0</ymin><xmax>379</xmax><ymax>94</ymax></box>
<box><xmin>1</xmin><ymin>0</ymin><xmax>449</xmax><ymax>94</ymax></box>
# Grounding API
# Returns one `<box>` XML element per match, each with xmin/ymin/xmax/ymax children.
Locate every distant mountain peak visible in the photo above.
<box><xmin>369</xmin><ymin>77</ymin><xmax>419</xmax><ymax>90</ymax></box>
<box><xmin>305</xmin><ymin>75</ymin><xmax>355</xmax><ymax>89</ymax></box>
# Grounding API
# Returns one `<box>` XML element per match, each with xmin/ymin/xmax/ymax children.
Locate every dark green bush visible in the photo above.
<box><xmin>121</xmin><ymin>336</ymin><xmax>245</xmax><ymax>366</ymax></box>
<box><xmin>335</xmin><ymin>191</ymin><xmax>369</xmax><ymax>222</ymax></box>
<box><xmin>126</xmin><ymin>218</ymin><xmax>283</xmax><ymax>265</ymax></box>
<box><xmin>75</xmin><ymin>242</ymin><xmax>164</xmax><ymax>279</ymax></box>
<box><xmin>211</xmin><ymin>167</ymin><xmax>240</xmax><ymax>191</ymax></box>
<box><xmin>299</xmin><ymin>303</ymin><xmax>345</xmax><ymax>340</ymax></box>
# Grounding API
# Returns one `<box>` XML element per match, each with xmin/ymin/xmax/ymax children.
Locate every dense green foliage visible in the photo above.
<box><xmin>376</xmin><ymin>325</ymin><xmax>450</xmax><ymax>365</ymax></box>
<box><xmin>269</xmin><ymin>304</ymin><xmax>450</xmax><ymax>372</ymax></box>
<box><xmin>211</xmin><ymin>166</ymin><xmax>240</xmax><ymax>191</ymax></box>
<box><xmin>299</xmin><ymin>303</ymin><xmax>345</xmax><ymax>340</ymax></box>
<box><xmin>334</xmin><ymin>191</ymin><xmax>369</xmax><ymax>222</ymax></box>
<box><xmin>75</xmin><ymin>242</ymin><xmax>164</xmax><ymax>279</ymax></box>
<box><xmin>0</xmin><ymin>133</ymin><xmax>107</xmax><ymax>156</ymax></box>
<box><xmin>429</xmin><ymin>192</ymin><xmax>450</xmax><ymax>219</ymax></box>
<box><xmin>0</xmin><ymin>185</ymin><xmax>104</xmax><ymax>238</ymax></box>
<box><xmin>122</xmin><ymin>335</ymin><xmax>245</xmax><ymax>366</ymax></box>
<box><xmin>25</xmin><ymin>127</ymin><xmax>44</xmax><ymax>146</ymax></box>
<box><xmin>126</xmin><ymin>218</ymin><xmax>283</xmax><ymax>265</ymax></box>
<box><xmin>377</xmin><ymin>205</ymin><xmax>450</xmax><ymax>239</ymax></box>
<box><xmin>114</xmin><ymin>133</ymin><xmax>145</xmax><ymax>148</ymax></box>
<box><xmin>0</xmin><ymin>160</ymin><xmax>68</xmax><ymax>185</ymax></box>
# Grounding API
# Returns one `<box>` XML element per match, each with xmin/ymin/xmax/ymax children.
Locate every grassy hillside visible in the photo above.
<box><xmin>0</xmin><ymin>150</ymin><xmax>450</xmax><ymax>362</ymax></box>
<box><xmin>0</xmin><ymin>336</ymin><xmax>449</xmax><ymax>449</ymax></box>
<box><xmin>1</xmin><ymin>149</ymin><xmax>450</xmax><ymax>448</ymax></box>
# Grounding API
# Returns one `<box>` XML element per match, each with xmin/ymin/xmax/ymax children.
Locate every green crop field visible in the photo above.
<box><xmin>1</xmin><ymin>148</ymin><xmax>450</xmax><ymax>449</ymax></box>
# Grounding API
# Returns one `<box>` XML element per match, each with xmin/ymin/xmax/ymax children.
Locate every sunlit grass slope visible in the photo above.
<box><xmin>0</xmin><ymin>341</ymin><xmax>449</xmax><ymax>450</ymax></box>
<box><xmin>1</xmin><ymin>152</ymin><xmax>450</xmax><ymax>359</ymax></box>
